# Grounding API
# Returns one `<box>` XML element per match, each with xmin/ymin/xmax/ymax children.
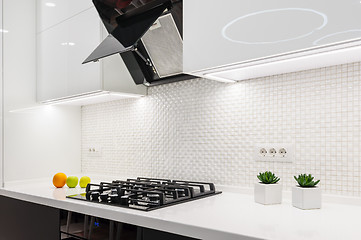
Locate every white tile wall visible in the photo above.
<box><xmin>82</xmin><ymin>62</ymin><xmax>361</xmax><ymax>196</ymax></box>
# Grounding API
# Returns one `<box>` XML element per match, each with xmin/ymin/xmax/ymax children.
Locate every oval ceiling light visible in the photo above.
<box><xmin>0</xmin><ymin>29</ymin><xmax>9</xmax><ymax>33</ymax></box>
<box><xmin>313</xmin><ymin>29</ymin><xmax>361</xmax><ymax>45</ymax></box>
<box><xmin>222</xmin><ymin>8</ymin><xmax>327</xmax><ymax>45</ymax></box>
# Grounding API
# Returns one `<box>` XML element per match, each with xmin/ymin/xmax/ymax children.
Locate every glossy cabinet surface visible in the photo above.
<box><xmin>184</xmin><ymin>0</ymin><xmax>361</xmax><ymax>73</ymax></box>
<box><xmin>37</xmin><ymin>7</ymin><xmax>102</xmax><ymax>102</ymax></box>
<box><xmin>0</xmin><ymin>0</ymin><xmax>3</xmax><ymax>187</ymax></box>
<box><xmin>37</xmin><ymin>0</ymin><xmax>93</xmax><ymax>33</ymax></box>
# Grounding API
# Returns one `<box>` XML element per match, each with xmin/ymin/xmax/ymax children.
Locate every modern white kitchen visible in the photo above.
<box><xmin>1</xmin><ymin>0</ymin><xmax>361</xmax><ymax>240</ymax></box>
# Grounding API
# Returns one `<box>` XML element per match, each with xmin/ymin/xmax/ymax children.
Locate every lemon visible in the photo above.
<box><xmin>79</xmin><ymin>176</ymin><xmax>91</xmax><ymax>188</ymax></box>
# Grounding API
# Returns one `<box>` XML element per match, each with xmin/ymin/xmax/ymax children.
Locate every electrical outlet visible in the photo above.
<box><xmin>259</xmin><ymin>148</ymin><xmax>267</xmax><ymax>156</ymax></box>
<box><xmin>279</xmin><ymin>148</ymin><xmax>287</xmax><ymax>157</ymax></box>
<box><xmin>87</xmin><ymin>146</ymin><xmax>102</xmax><ymax>157</ymax></box>
<box><xmin>269</xmin><ymin>148</ymin><xmax>277</xmax><ymax>157</ymax></box>
<box><xmin>254</xmin><ymin>144</ymin><xmax>294</xmax><ymax>162</ymax></box>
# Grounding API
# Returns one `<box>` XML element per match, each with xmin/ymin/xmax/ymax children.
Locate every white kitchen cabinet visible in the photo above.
<box><xmin>37</xmin><ymin>6</ymin><xmax>146</xmax><ymax>104</ymax></box>
<box><xmin>37</xmin><ymin>0</ymin><xmax>93</xmax><ymax>33</ymax></box>
<box><xmin>37</xmin><ymin>7</ymin><xmax>101</xmax><ymax>101</ymax></box>
<box><xmin>184</xmin><ymin>0</ymin><xmax>361</xmax><ymax>80</ymax></box>
<box><xmin>0</xmin><ymin>0</ymin><xmax>3</xmax><ymax>187</ymax></box>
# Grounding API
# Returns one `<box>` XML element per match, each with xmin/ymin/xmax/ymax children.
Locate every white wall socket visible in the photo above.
<box><xmin>87</xmin><ymin>146</ymin><xmax>102</xmax><ymax>157</ymax></box>
<box><xmin>254</xmin><ymin>144</ymin><xmax>294</xmax><ymax>163</ymax></box>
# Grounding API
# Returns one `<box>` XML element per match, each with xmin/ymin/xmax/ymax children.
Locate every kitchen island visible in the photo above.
<box><xmin>0</xmin><ymin>178</ymin><xmax>361</xmax><ymax>240</ymax></box>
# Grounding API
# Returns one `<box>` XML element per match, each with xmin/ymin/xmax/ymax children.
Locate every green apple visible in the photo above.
<box><xmin>66</xmin><ymin>176</ymin><xmax>78</xmax><ymax>188</ymax></box>
<box><xmin>79</xmin><ymin>176</ymin><xmax>91</xmax><ymax>188</ymax></box>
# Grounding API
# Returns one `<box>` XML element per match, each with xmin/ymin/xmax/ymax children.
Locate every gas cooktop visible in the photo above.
<box><xmin>67</xmin><ymin>177</ymin><xmax>221</xmax><ymax>211</ymax></box>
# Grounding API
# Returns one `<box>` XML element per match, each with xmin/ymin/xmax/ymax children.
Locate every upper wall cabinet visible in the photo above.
<box><xmin>37</xmin><ymin>3</ymin><xmax>146</xmax><ymax>104</ymax></box>
<box><xmin>0</xmin><ymin>0</ymin><xmax>3</xmax><ymax>187</ymax></box>
<box><xmin>37</xmin><ymin>0</ymin><xmax>93</xmax><ymax>33</ymax></box>
<box><xmin>184</xmin><ymin>0</ymin><xmax>361</xmax><ymax>81</ymax></box>
<box><xmin>37</xmin><ymin>7</ymin><xmax>101</xmax><ymax>101</ymax></box>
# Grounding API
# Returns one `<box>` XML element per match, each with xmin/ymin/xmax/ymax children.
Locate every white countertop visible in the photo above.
<box><xmin>1</xmin><ymin>178</ymin><xmax>361</xmax><ymax>240</ymax></box>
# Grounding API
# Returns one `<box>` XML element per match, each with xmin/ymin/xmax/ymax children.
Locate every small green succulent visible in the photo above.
<box><xmin>294</xmin><ymin>174</ymin><xmax>320</xmax><ymax>188</ymax></box>
<box><xmin>257</xmin><ymin>171</ymin><xmax>280</xmax><ymax>184</ymax></box>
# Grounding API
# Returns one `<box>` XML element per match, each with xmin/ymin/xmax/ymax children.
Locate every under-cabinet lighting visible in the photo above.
<box><xmin>9</xmin><ymin>105</ymin><xmax>53</xmax><ymax>113</ymax></box>
<box><xmin>107</xmin><ymin>92</ymin><xmax>144</xmax><ymax>98</ymax></box>
<box><xmin>41</xmin><ymin>91</ymin><xmax>144</xmax><ymax>105</ymax></box>
<box><xmin>61</xmin><ymin>42</ymin><xmax>76</xmax><ymax>46</ymax></box>
<box><xmin>201</xmin><ymin>43</ymin><xmax>361</xmax><ymax>83</ymax></box>
<box><xmin>203</xmin><ymin>74</ymin><xmax>236</xmax><ymax>83</ymax></box>
<box><xmin>45</xmin><ymin>2</ymin><xmax>56</xmax><ymax>7</ymax></box>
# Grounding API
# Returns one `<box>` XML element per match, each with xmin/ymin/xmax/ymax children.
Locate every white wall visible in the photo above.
<box><xmin>2</xmin><ymin>0</ymin><xmax>81</xmax><ymax>183</ymax></box>
<box><xmin>82</xmin><ymin>61</ymin><xmax>361</xmax><ymax>197</ymax></box>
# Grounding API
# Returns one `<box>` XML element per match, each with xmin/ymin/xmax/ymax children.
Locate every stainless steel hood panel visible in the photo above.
<box><xmin>141</xmin><ymin>14</ymin><xmax>183</xmax><ymax>78</ymax></box>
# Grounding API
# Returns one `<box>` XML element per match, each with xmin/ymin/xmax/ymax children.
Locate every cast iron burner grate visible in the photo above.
<box><xmin>66</xmin><ymin>177</ymin><xmax>221</xmax><ymax>211</ymax></box>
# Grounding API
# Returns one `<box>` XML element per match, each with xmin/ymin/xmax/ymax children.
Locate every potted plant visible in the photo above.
<box><xmin>254</xmin><ymin>171</ymin><xmax>282</xmax><ymax>205</ymax></box>
<box><xmin>292</xmin><ymin>174</ymin><xmax>321</xmax><ymax>210</ymax></box>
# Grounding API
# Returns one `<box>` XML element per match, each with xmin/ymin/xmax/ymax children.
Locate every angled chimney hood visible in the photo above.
<box><xmin>84</xmin><ymin>0</ymin><xmax>195</xmax><ymax>86</ymax></box>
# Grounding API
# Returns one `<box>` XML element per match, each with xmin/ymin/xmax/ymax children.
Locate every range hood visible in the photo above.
<box><xmin>84</xmin><ymin>0</ymin><xmax>195</xmax><ymax>86</ymax></box>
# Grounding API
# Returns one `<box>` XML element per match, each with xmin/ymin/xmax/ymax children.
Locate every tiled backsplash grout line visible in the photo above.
<box><xmin>82</xmin><ymin>61</ymin><xmax>361</xmax><ymax>197</ymax></box>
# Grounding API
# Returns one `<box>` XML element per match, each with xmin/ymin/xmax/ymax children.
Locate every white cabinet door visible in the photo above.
<box><xmin>184</xmin><ymin>0</ymin><xmax>361</xmax><ymax>73</ymax></box>
<box><xmin>37</xmin><ymin>0</ymin><xmax>94</xmax><ymax>33</ymax></box>
<box><xmin>37</xmin><ymin>17</ymin><xmax>68</xmax><ymax>101</ymax></box>
<box><xmin>0</xmin><ymin>0</ymin><xmax>3</xmax><ymax>187</ymax></box>
<box><xmin>66</xmin><ymin>7</ymin><xmax>102</xmax><ymax>96</ymax></box>
<box><xmin>37</xmin><ymin>7</ymin><xmax>101</xmax><ymax>102</ymax></box>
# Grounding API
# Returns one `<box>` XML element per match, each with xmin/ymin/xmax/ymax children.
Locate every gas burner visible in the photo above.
<box><xmin>67</xmin><ymin>177</ymin><xmax>221</xmax><ymax>211</ymax></box>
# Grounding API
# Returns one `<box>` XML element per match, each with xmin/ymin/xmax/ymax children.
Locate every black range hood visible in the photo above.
<box><xmin>84</xmin><ymin>0</ymin><xmax>196</xmax><ymax>86</ymax></box>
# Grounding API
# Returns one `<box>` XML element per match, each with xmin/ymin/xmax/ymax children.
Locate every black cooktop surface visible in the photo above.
<box><xmin>67</xmin><ymin>177</ymin><xmax>221</xmax><ymax>211</ymax></box>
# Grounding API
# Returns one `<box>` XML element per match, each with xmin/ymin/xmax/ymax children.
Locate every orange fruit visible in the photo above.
<box><xmin>53</xmin><ymin>173</ymin><xmax>67</xmax><ymax>188</ymax></box>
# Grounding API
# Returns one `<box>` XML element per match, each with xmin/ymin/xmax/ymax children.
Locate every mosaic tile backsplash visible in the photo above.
<box><xmin>82</xmin><ymin>62</ymin><xmax>361</xmax><ymax>196</ymax></box>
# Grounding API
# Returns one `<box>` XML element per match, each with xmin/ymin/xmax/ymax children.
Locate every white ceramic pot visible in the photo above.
<box><xmin>254</xmin><ymin>183</ymin><xmax>282</xmax><ymax>205</ymax></box>
<box><xmin>292</xmin><ymin>186</ymin><xmax>321</xmax><ymax>210</ymax></box>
